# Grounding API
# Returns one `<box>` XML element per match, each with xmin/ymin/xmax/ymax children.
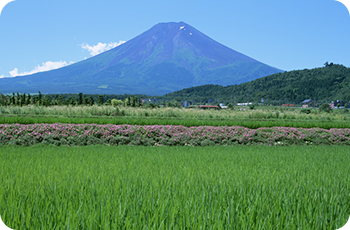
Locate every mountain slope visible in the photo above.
<box><xmin>0</xmin><ymin>22</ymin><xmax>282</xmax><ymax>95</ymax></box>
<box><xmin>164</xmin><ymin>64</ymin><xmax>350</xmax><ymax>103</ymax></box>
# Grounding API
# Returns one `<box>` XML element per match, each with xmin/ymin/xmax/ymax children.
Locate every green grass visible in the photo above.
<box><xmin>1</xmin><ymin>104</ymin><xmax>349</xmax><ymax>128</ymax></box>
<box><xmin>1</xmin><ymin>115</ymin><xmax>350</xmax><ymax>129</ymax></box>
<box><xmin>1</xmin><ymin>145</ymin><xmax>349</xmax><ymax>229</ymax></box>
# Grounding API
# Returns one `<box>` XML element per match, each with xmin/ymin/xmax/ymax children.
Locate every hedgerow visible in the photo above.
<box><xmin>1</xmin><ymin>123</ymin><xmax>350</xmax><ymax>146</ymax></box>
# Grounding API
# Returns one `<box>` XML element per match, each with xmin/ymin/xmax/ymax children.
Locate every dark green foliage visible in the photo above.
<box><xmin>89</xmin><ymin>95</ymin><xmax>94</xmax><ymax>106</ymax></box>
<box><xmin>97</xmin><ymin>95</ymin><xmax>104</xmax><ymax>105</ymax></box>
<box><xmin>165</xmin><ymin>64</ymin><xmax>350</xmax><ymax>104</ymax></box>
<box><xmin>78</xmin><ymin>93</ymin><xmax>83</xmax><ymax>105</ymax></box>
<box><xmin>300</xmin><ymin>108</ymin><xmax>311</xmax><ymax>114</ymax></box>
<box><xmin>319</xmin><ymin>103</ymin><xmax>332</xmax><ymax>113</ymax></box>
<box><xmin>146</xmin><ymin>103</ymin><xmax>159</xmax><ymax>109</ymax></box>
<box><xmin>38</xmin><ymin>91</ymin><xmax>42</xmax><ymax>105</ymax></box>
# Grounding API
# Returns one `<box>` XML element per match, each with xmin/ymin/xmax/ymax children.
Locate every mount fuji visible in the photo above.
<box><xmin>0</xmin><ymin>22</ymin><xmax>283</xmax><ymax>95</ymax></box>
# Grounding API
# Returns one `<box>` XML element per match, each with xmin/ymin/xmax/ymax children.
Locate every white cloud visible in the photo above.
<box><xmin>9</xmin><ymin>61</ymin><xmax>73</xmax><ymax>77</ymax></box>
<box><xmin>5</xmin><ymin>41</ymin><xmax>125</xmax><ymax>78</ymax></box>
<box><xmin>80</xmin><ymin>41</ymin><xmax>125</xmax><ymax>56</ymax></box>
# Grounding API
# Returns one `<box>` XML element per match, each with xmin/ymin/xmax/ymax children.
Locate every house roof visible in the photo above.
<box><xmin>198</xmin><ymin>105</ymin><xmax>219</xmax><ymax>108</ymax></box>
<box><xmin>302</xmin><ymin>99</ymin><xmax>313</xmax><ymax>103</ymax></box>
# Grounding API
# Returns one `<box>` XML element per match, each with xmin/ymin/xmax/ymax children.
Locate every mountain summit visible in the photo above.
<box><xmin>0</xmin><ymin>22</ymin><xmax>282</xmax><ymax>95</ymax></box>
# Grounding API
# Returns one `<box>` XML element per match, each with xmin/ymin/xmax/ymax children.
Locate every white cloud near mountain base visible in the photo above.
<box><xmin>5</xmin><ymin>41</ymin><xmax>125</xmax><ymax>78</ymax></box>
<box><xmin>80</xmin><ymin>41</ymin><xmax>125</xmax><ymax>56</ymax></box>
<box><xmin>9</xmin><ymin>61</ymin><xmax>73</xmax><ymax>77</ymax></box>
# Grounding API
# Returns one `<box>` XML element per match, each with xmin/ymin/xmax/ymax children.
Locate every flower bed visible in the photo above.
<box><xmin>1</xmin><ymin>123</ymin><xmax>350</xmax><ymax>146</ymax></box>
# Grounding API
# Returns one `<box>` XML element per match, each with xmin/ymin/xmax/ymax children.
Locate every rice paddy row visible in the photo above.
<box><xmin>1</xmin><ymin>115</ymin><xmax>350</xmax><ymax>129</ymax></box>
<box><xmin>1</xmin><ymin>145</ymin><xmax>349</xmax><ymax>229</ymax></box>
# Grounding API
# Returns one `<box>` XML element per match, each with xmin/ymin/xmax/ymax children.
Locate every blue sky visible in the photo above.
<box><xmin>0</xmin><ymin>0</ymin><xmax>349</xmax><ymax>78</ymax></box>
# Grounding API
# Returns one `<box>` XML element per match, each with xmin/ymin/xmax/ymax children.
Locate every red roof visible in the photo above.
<box><xmin>198</xmin><ymin>105</ymin><xmax>219</xmax><ymax>108</ymax></box>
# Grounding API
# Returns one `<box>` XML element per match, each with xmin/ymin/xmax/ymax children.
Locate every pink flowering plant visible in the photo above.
<box><xmin>1</xmin><ymin>123</ymin><xmax>350</xmax><ymax>146</ymax></box>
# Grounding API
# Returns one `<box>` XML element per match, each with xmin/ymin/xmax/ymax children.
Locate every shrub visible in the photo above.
<box><xmin>319</xmin><ymin>103</ymin><xmax>332</xmax><ymax>113</ymax></box>
<box><xmin>300</xmin><ymin>108</ymin><xmax>311</xmax><ymax>114</ymax></box>
<box><xmin>111</xmin><ymin>99</ymin><xmax>123</xmax><ymax>107</ymax></box>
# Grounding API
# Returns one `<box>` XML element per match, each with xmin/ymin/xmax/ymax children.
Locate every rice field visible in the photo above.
<box><xmin>2</xmin><ymin>116</ymin><xmax>350</xmax><ymax>130</ymax></box>
<box><xmin>1</xmin><ymin>105</ymin><xmax>350</xmax><ymax>129</ymax></box>
<box><xmin>1</xmin><ymin>145</ymin><xmax>349</xmax><ymax>229</ymax></box>
<box><xmin>0</xmin><ymin>104</ymin><xmax>349</xmax><ymax>121</ymax></box>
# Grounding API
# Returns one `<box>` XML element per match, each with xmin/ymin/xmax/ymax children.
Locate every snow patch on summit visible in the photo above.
<box><xmin>179</xmin><ymin>26</ymin><xmax>185</xmax><ymax>30</ymax></box>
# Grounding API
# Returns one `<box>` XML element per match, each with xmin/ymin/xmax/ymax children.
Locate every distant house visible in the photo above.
<box><xmin>282</xmin><ymin>104</ymin><xmax>295</xmax><ymax>107</ymax></box>
<box><xmin>301</xmin><ymin>99</ymin><xmax>314</xmax><ymax>108</ymax></box>
<box><xmin>198</xmin><ymin>105</ymin><xmax>219</xmax><ymax>110</ymax></box>
<box><xmin>333</xmin><ymin>100</ymin><xmax>346</xmax><ymax>109</ymax></box>
<box><xmin>237</xmin><ymin>103</ymin><xmax>252</xmax><ymax>106</ymax></box>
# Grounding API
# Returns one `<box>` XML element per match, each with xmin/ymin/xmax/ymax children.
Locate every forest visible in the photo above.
<box><xmin>163</xmin><ymin>64</ymin><xmax>350</xmax><ymax>105</ymax></box>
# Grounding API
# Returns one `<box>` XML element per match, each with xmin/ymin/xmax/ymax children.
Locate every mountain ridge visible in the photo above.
<box><xmin>0</xmin><ymin>22</ymin><xmax>282</xmax><ymax>95</ymax></box>
<box><xmin>164</xmin><ymin>64</ymin><xmax>350</xmax><ymax>103</ymax></box>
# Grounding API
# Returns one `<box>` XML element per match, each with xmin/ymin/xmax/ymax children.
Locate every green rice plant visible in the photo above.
<box><xmin>1</xmin><ymin>115</ymin><xmax>350</xmax><ymax>129</ymax></box>
<box><xmin>0</xmin><ymin>105</ymin><xmax>349</xmax><ymax>123</ymax></box>
<box><xmin>0</xmin><ymin>145</ymin><xmax>349</xmax><ymax>229</ymax></box>
<box><xmin>0</xmin><ymin>107</ymin><xmax>8</xmax><ymax>115</ymax></box>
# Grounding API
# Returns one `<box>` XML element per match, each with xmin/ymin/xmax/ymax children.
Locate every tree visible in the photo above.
<box><xmin>124</xmin><ymin>97</ymin><xmax>131</xmax><ymax>107</ymax></box>
<box><xmin>78</xmin><ymin>93</ymin><xmax>83</xmax><ymax>105</ymax></box>
<box><xmin>324</xmin><ymin>62</ymin><xmax>334</xmax><ymax>67</ymax></box>
<box><xmin>89</xmin><ymin>95</ymin><xmax>94</xmax><ymax>106</ymax></box>
<box><xmin>97</xmin><ymin>95</ymin><xmax>104</xmax><ymax>105</ymax></box>
<box><xmin>42</xmin><ymin>95</ymin><xmax>51</xmax><ymax>107</ymax></box>
<box><xmin>111</xmin><ymin>99</ymin><xmax>123</xmax><ymax>107</ymax></box>
<box><xmin>30</xmin><ymin>95</ymin><xmax>36</xmax><ymax>105</ymax></box>
<box><xmin>83</xmin><ymin>96</ymin><xmax>90</xmax><ymax>105</ymax></box>
<box><xmin>11</xmin><ymin>93</ymin><xmax>15</xmax><ymax>105</ymax></box>
<box><xmin>319</xmin><ymin>103</ymin><xmax>332</xmax><ymax>113</ymax></box>
<box><xmin>16</xmin><ymin>92</ymin><xmax>20</xmax><ymax>106</ymax></box>
<box><xmin>27</xmin><ymin>94</ymin><xmax>31</xmax><ymax>105</ymax></box>
<box><xmin>69</xmin><ymin>98</ymin><xmax>76</xmax><ymax>106</ymax></box>
<box><xmin>38</xmin><ymin>91</ymin><xmax>42</xmax><ymax>106</ymax></box>
<box><xmin>57</xmin><ymin>95</ymin><xmax>64</xmax><ymax>105</ymax></box>
<box><xmin>166</xmin><ymin>100</ymin><xmax>180</xmax><ymax>107</ymax></box>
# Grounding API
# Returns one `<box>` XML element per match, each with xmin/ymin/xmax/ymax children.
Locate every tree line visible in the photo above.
<box><xmin>163</xmin><ymin>64</ymin><xmax>350</xmax><ymax>105</ymax></box>
<box><xmin>0</xmin><ymin>92</ymin><xmax>138</xmax><ymax>107</ymax></box>
<box><xmin>0</xmin><ymin>92</ymin><xmax>185</xmax><ymax>108</ymax></box>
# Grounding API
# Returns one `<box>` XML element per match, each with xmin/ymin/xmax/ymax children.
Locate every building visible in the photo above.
<box><xmin>198</xmin><ymin>105</ymin><xmax>220</xmax><ymax>110</ymax></box>
<box><xmin>301</xmin><ymin>99</ymin><xmax>314</xmax><ymax>108</ymax></box>
<box><xmin>282</xmin><ymin>104</ymin><xmax>295</xmax><ymax>107</ymax></box>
